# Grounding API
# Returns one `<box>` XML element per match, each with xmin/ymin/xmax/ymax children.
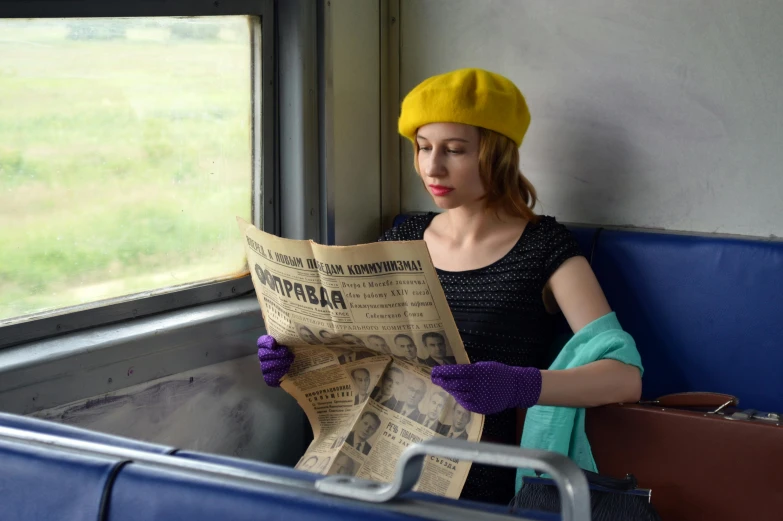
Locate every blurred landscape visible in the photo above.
<box><xmin>0</xmin><ymin>16</ymin><xmax>255</xmax><ymax>322</ymax></box>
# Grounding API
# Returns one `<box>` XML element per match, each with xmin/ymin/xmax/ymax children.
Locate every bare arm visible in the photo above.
<box><xmin>537</xmin><ymin>256</ymin><xmax>642</xmax><ymax>407</ymax></box>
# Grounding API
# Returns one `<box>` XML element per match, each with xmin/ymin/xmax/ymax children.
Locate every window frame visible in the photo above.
<box><xmin>0</xmin><ymin>0</ymin><xmax>277</xmax><ymax>350</ymax></box>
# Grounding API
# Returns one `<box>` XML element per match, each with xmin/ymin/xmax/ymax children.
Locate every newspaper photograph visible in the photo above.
<box><xmin>237</xmin><ymin>217</ymin><xmax>484</xmax><ymax>499</ymax></box>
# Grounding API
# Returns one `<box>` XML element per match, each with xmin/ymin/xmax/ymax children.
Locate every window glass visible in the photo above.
<box><xmin>0</xmin><ymin>16</ymin><xmax>255</xmax><ymax>323</ymax></box>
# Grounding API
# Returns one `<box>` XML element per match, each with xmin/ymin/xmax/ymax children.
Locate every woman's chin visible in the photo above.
<box><xmin>431</xmin><ymin>196</ymin><xmax>461</xmax><ymax>210</ymax></box>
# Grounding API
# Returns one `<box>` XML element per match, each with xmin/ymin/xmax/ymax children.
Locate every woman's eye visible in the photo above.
<box><xmin>418</xmin><ymin>146</ymin><xmax>432</xmax><ymax>152</ymax></box>
<box><xmin>447</xmin><ymin>149</ymin><xmax>462</xmax><ymax>155</ymax></box>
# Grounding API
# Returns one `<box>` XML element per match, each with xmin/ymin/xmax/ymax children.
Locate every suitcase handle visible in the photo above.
<box><xmin>643</xmin><ymin>391</ymin><xmax>738</xmax><ymax>411</ymax></box>
<box><xmin>315</xmin><ymin>437</ymin><xmax>591</xmax><ymax>521</ymax></box>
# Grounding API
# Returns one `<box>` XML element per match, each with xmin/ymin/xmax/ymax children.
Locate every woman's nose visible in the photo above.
<box><xmin>423</xmin><ymin>153</ymin><xmax>446</xmax><ymax>177</ymax></box>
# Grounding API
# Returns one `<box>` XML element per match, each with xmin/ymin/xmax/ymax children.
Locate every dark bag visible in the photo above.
<box><xmin>509</xmin><ymin>469</ymin><xmax>661</xmax><ymax>521</ymax></box>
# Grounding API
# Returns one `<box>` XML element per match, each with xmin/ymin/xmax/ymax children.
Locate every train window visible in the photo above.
<box><xmin>0</xmin><ymin>13</ymin><xmax>270</xmax><ymax>345</ymax></box>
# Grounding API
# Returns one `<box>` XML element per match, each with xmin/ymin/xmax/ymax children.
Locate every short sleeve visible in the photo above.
<box><xmin>377</xmin><ymin>227</ymin><xmax>398</xmax><ymax>242</ymax></box>
<box><xmin>541</xmin><ymin>217</ymin><xmax>585</xmax><ymax>280</ymax></box>
<box><xmin>376</xmin><ymin>213</ymin><xmax>433</xmax><ymax>242</ymax></box>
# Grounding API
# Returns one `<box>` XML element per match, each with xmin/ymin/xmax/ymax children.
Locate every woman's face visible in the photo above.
<box><xmin>416</xmin><ymin>122</ymin><xmax>483</xmax><ymax>210</ymax></box>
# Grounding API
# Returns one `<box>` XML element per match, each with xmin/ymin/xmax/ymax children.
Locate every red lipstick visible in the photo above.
<box><xmin>429</xmin><ymin>185</ymin><xmax>453</xmax><ymax>196</ymax></box>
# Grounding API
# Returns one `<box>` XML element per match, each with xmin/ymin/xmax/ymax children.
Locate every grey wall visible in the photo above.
<box><xmin>31</xmin><ymin>355</ymin><xmax>303</xmax><ymax>464</ymax></box>
<box><xmin>399</xmin><ymin>0</ymin><xmax>783</xmax><ymax>238</ymax></box>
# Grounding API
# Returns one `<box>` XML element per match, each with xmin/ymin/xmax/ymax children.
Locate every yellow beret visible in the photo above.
<box><xmin>398</xmin><ymin>68</ymin><xmax>530</xmax><ymax>147</ymax></box>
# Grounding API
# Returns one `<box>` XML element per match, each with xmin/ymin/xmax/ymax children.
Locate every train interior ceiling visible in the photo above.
<box><xmin>1</xmin><ymin>1</ymin><xmax>782</xmax><ymax>519</ymax></box>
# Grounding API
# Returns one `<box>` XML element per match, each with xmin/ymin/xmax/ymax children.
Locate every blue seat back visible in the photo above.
<box><xmin>109</xmin><ymin>462</ymin><xmax>519</xmax><ymax>521</ymax></box>
<box><xmin>0</xmin><ymin>437</ymin><xmax>123</xmax><ymax>521</ymax></box>
<box><xmin>590</xmin><ymin>228</ymin><xmax>783</xmax><ymax>411</ymax></box>
<box><xmin>392</xmin><ymin>214</ymin><xmax>783</xmax><ymax>411</ymax></box>
<box><xmin>0</xmin><ymin>414</ymin><xmax>558</xmax><ymax>521</ymax></box>
<box><xmin>173</xmin><ymin>449</ymin><xmax>318</xmax><ymax>482</ymax></box>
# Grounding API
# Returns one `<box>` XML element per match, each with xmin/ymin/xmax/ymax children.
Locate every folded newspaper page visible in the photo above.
<box><xmin>237</xmin><ymin>217</ymin><xmax>484</xmax><ymax>498</ymax></box>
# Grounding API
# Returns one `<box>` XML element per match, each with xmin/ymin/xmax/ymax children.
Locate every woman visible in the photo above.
<box><xmin>257</xmin><ymin>68</ymin><xmax>642</xmax><ymax>505</ymax></box>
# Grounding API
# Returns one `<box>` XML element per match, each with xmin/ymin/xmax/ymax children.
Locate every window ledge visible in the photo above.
<box><xmin>0</xmin><ymin>295</ymin><xmax>265</xmax><ymax>415</ymax></box>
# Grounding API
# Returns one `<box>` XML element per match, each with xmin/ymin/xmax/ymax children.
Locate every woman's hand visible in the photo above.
<box><xmin>257</xmin><ymin>335</ymin><xmax>294</xmax><ymax>387</ymax></box>
<box><xmin>431</xmin><ymin>361</ymin><xmax>541</xmax><ymax>415</ymax></box>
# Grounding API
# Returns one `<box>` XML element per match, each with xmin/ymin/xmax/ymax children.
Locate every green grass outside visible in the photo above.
<box><xmin>0</xmin><ymin>18</ymin><xmax>254</xmax><ymax>322</ymax></box>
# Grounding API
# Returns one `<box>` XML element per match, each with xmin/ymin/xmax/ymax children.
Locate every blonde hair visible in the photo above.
<box><xmin>413</xmin><ymin>127</ymin><xmax>538</xmax><ymax>222</ymax></box>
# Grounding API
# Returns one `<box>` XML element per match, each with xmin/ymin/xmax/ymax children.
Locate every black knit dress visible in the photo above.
<box><xmin>378</xmin><ymin>212</ymin><xmax>583</xmax><ymax>505</ymax></box>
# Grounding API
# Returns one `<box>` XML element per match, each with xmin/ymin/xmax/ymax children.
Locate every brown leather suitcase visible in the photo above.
<box><xmin>584</xmin><ymin>392</ymin><xmax>783</xmax><ymax>521</ymax></box>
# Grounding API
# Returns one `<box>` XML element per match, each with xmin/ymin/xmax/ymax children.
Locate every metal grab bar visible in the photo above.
<box><xmin>316</xmin><ymin>437</ymin><xmax>591</xmax><ymax>521</ymax></box>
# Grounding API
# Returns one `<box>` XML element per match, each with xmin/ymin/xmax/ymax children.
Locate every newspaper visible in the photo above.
<box><xmin>237</xmin><ymin>217</ymin><xmax>484</xmax><ymax>498</ymax></box>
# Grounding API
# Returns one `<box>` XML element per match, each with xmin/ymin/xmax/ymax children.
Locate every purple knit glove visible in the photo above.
<box><xmin>257</xmin><ymin>335</ymin><xmax>294</xmax><ymax>387</ymax></box>
<box><xmin>431</xmin><ymin>362</ymin><xmax>542</xmax><ymax>415</ymax></box>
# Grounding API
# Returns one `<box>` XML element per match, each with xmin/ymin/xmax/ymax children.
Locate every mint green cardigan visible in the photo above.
<box><xmin>515</xmin><ymin>312</ymin><xmax>643</xmax><ymax>491</ymax></box>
